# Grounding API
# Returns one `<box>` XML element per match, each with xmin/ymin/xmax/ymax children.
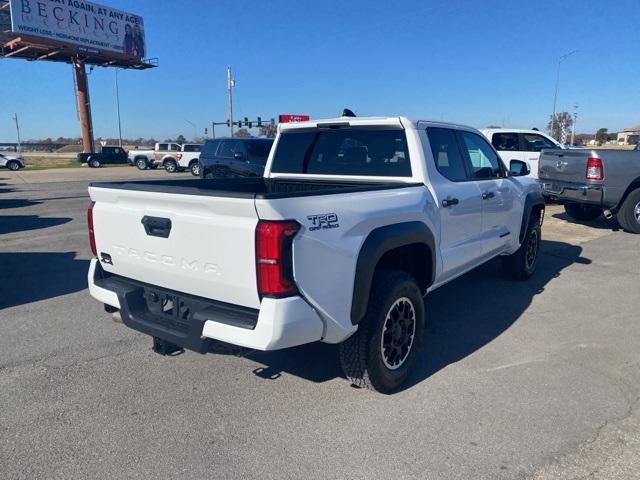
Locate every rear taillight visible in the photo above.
<box><xmin>177</xmin><ymin>153</ymin><xmax>183</xmax><ymax>160</ymax></box>
<box><xmin>88</xmin><ymin>201</ymin><xmax>97</xmax><ymax>256</ymax></box>
<box><xmin>255</xmin><ymin>220</ymin><xmax>300</xmax><ymax>297</ymax></box>
<box><xmin>586</xmin><ymin>157</ymin><xmax>604</xmax><ymax>180</ymax></box>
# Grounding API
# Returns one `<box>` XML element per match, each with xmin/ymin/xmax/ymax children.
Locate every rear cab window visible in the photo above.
<box><xmin>270</xmin><ymin>128</ymin><xmax>411</xmax><ymax>177</ymax></box>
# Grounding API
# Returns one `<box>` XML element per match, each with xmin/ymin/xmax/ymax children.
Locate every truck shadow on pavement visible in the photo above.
<box><xmin>552</xmin><ymin>211</ymin><xmax>620</xmax><ymax>231</ymax></box>
<box><xmin>0</xmin><ymin>215</ymin><xmax>72</xmax><ymax>235</ymax></box>
<box><xmin>241</xmin><ymin>240</ymin><xmax>591</xmax><ymax>391</ymax></box>
<box><xmin>0</xmin><ymin>252</ymin><xmax>89</xmax><ymax>309</ymax></box>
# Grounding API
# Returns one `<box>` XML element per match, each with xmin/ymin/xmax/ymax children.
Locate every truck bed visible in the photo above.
<box><xmin>90</xmin><ymin>177</ymin><xmax>420</xmax><ymax>199</ymax></box>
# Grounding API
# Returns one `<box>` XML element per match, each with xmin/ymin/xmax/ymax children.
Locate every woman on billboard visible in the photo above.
<box><xmin>133</xmin><ymin>24</ymin><xmax>145</xmax><ymax>58</ymax></box>
<box><xmin>123</xmin><ymin>24</ymin><xmax>134</xmax><ymax>56</ymax></box>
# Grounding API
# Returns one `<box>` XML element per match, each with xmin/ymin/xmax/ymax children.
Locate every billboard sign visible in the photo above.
<box><xmin>279</xmin><ymin>114</ymin><xmax>310</xmax><ymax>123</ymax></box>
<box><xmin>9</xmin><ymin>0</ymin><xmax>145</xmax><ymax>59</ymax></box>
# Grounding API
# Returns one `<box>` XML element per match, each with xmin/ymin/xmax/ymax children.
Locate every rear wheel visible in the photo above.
<box><xmin>564</xmin><ymin>202</ymin><xmax>601</xmax><ymax>221</ymax></box>
<box><xmin>7</xmin><ymin>160</ymin><xmax>20</xmax><ymax>171</ymax></box>
<box><xmin>502</xmin><ymin>215</ymin><xmax>541</xmax><ymax>280</ymax></box>
<box><xmin>190</xmin><ymin>161</ymin><xmax>200</xmax><ymax>176</ymax></box>
<box><xmin>339</xmin><ymin>270</ymin><xmax>425</xmax><ymax>393</ymax></box>
<box><xmin>136</xmin><ymin>158</ymin><xmax>148</xmax><ymax>170</ymax></box>
<box><xmin>164</xmin><ymin>159</ymin><xmax>177</xmax><ymax>173</ymax></box>
<box><xmin>616</xmin><ymin>188</ymin><xmax>640</xmax><ymax>234</ymax></box>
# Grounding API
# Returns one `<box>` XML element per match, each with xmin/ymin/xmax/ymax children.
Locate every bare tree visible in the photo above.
<box><xmin>259</xmin><ymin>123</ymin><xmax>277</xmax><ymax>138</ymax></box>
<box><xmin>234</xmin><ymin>128</ymin><xmax>251</xmax><ymax>138</ymax></box>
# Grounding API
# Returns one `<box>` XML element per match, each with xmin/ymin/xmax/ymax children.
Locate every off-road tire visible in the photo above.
<box><xmin>339</xmin><ymin>270</ymin><xmax>425</xmax><ymax>394</ymax></box>
<box><xmin>564</xmin><ymin>202</ymin><xmax>601</xmax><ymax>221</ymax></box>
<box><xmin>502</xmin><ymin>215</ymin><xmax>541</xmax><ymax>280</ymax></box>
<box><xmin>616</xmin><ymin>188</ymin><xmax>640</xmax><ymax>234</ymax></box>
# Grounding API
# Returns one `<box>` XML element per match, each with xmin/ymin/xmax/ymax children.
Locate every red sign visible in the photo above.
<box><xmin>278</xmin><ymin>114</ymin><xmax>310</xmax><ymax>123</ymax></box>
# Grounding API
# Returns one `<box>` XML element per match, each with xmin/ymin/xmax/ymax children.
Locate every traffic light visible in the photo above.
<box><xmin>237</xmin><ymin>121</ymin><xmax>242</xmax><ymax>128</ymax></box>
<box><xmin>244</xmin><ymin>117</ymin><xmax>249</xmax><ymax>126</ymax></box>
<box><xmin>257</xmin><ymin>117</ymin><xmax>262</xmax><ymax>127</ymax></box>
<box><xmin>204</xmin><ymin>127</ymin><xmax>208</xmax><ymax>136</ymax></box>
<box><xmin>226</xmin><ymin>120</ymin><xmax>231</xmax><ymax>127</ymax></box>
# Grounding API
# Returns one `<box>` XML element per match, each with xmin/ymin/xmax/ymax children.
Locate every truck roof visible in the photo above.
<box><xmin>278</xmin><ymin>116</ymin><xmax>477</xmax><ymax>132</ymax></box>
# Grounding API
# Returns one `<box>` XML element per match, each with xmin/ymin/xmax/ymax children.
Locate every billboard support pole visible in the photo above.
<box><xmin>73</xmin><ymin>57</ymin><xmax>95</xmax><ymax>153</ymax></box>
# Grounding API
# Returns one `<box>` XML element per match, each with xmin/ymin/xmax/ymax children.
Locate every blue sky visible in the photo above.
<box><xmin>1</xmin><ymin>0</ymin><xmax>639</xmax><ymax>141</ymax></box>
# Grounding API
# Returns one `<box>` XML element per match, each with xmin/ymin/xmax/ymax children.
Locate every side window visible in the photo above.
<box><xmin>169</xmin><ymin>144</ymin><xmax>181</xmax><ymax>152</ymax></box>
<box><xmin>491</xmin><ymin>133</ymin><xmax>519</xmax><ymax>151</ymax></box>
<box><xmin>459</xmin><ymin>131</ymin><xmax>502</xmax><ymax>179</ymax></box>
<box><xmin>183</xmin><ymin>144</ymin><xmax>201</xmax><ymax>152</ymax></box>
<box><xmin>521</xmin><ymin>133</ymin><xmax>557</xmax><ymax>152</ymax></box>
<box><xmin>157</xmin><ymin>143</ymin><xmax>168</xmax><ymax>151</ymax></box>
<box><xmin>427</xmin><ymin>127</ymin><xmax>468</xmax><ymax>181</ymax></box>
<box><xmin>201</xmin><ymin>141</ymin><xmax>219</xmax><ymax>156</ymax></box>
<box><xmin>218</xmin><ymin>141</ymin><xmax>234</xmax><ymax>158</ymax></box>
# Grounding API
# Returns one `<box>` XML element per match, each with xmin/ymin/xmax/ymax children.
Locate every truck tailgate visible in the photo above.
<box><xmin>89</xmin><ymin>186</ymin><xmax>261</xmax><ymax>309</ymax></box>
<box><xmin>539</xmin><ymin>150</ymin><xmax>591</xmax><ymax>182</ymax></box>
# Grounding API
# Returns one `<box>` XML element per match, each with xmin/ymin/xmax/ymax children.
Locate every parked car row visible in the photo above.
<box><xmin>76</xmin><ymin>143</ymin><xmax>203</xmax><ymax>176</ymax></box>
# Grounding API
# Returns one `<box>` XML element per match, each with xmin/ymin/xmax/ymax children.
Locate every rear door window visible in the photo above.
<box><xmin>201</xmin><ymin>141</ymin><xmax>220</xmax><ymax>156</ymax></box>
<box><xmin>492</xmin><ymin>133</ymin><xmax>519</xmax><ymax>151</ymax></box>
<box><xmin>218</xmin><ymin>141</ymin><xmax>235</xmax><ymax>158</ymax></box>
<box><xmin>426</xmin><ymin>127</ymin><xmax>468</xmax><ymax>181</ymax></box>
<box><xmin>271</xmin><ymin>129</ymin><xmax>411</xmax><ymax>177</ymax></box>
<box><xmin>183</xmin><ymin>144</ymin><xmax>201</xmax><ymax>152</ymax></box>
<box><xmin>157</xmin><ymin>143</ymin><xmax>168</xmax><ymax>151</ymax></box>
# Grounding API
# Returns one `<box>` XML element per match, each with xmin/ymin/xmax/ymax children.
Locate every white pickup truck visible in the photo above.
<box><xmin>87</xmin><ymin>115</ymin><xmax>544</xmax><ymax>392</ymax></box>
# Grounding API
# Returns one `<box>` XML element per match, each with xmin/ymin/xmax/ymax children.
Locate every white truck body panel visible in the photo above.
<box><xmin>89</xmin><ymin>186</ymin><xmax>261</xmax><ymax>309</ymax></box>
<box><xmin>88</xmin><ymin>115</ymin><xmax>542</xmax><ymax>352</ymax></box>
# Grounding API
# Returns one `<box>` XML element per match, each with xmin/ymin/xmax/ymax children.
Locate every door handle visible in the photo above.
<box><xmin>141</xmin><ymin>216</ymin><xmax>172</xmax><ymax>238</ymax></box>
<box><xmin>482</xmin><ymin>191</ymin><xmax>495</xmax><ymax>200</ymax></box>
<box><xmin>442</xmin><ymin>197</ymin><xmax>459</xmax><ymax>207</ymax></box>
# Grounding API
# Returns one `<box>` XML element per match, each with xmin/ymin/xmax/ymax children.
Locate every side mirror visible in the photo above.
<box><xmin>509</xmin><ymin>159</ymin><xmax>530</xmax><ymax>177</ymax></box>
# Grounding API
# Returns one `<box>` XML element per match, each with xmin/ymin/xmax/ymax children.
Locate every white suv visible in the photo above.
<box><xmin>0</xmin><ymin>152</ymin><xmax>25</xmax><ymax>171</ymax></box>
<box><xmin>481</xmin><ymin>128</ymin><xmax>562</xmax><ymax>178</ymax></box>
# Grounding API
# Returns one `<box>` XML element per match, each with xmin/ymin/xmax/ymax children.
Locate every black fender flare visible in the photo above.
<box><xmin>350</xmin><ymin>221</ymin><xmax>435</xmax><ymax>325</ymax></box>
<box><xmin>520</xmin><ymin>190</ymin><xmax>545</xmax><ymax>243</ymax></box>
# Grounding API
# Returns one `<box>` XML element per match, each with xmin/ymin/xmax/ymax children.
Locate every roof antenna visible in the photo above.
<box><xmin>341</xmin><ymin>108</ymin><xmax>356</xmax><ymax>118</ymax></box>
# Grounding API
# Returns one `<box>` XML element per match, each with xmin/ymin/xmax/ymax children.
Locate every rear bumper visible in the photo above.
<box><xmin>541</xmin><ymin>181</ymin><xmax>604</xmax><ymax>206</ymax></box>
<box><xmin>88</xmin><ymin>258</ymin><xmax>324</xmax><ymax>352</ymax></box>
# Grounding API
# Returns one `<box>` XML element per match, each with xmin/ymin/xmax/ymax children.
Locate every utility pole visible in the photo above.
<box><xmin>571</xmin><ymin>104</ymin><xmax>578</xmax><ymax>146</ymax></box>
<box><xmin>12</xmin><ymin>113</ymin><xmax>21</xmax><ymax>152</ymax></box>
<box><xmin>551</xmin><ymin>50</ymin><xmax>577</xmax><ymax>140</ymax></box>
<box><xmin>115</xmin><ymin>69</ymin><xmax>123</xmax><ymax>147</ymax></box>
<box><xmin>227</xmin><ymin>66</ymin><xmax>235</xmax><ymax>137</ymax></box>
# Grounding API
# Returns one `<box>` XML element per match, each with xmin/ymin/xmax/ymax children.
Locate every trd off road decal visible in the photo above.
<box><xmin>307</xmin><ymin>213</ymin><xmax>339</xmax><ymax>231</ymax></box>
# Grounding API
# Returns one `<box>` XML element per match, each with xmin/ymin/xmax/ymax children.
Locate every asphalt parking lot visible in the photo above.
<box><xmin>1</xmin><ymin>169</ymin><xmax>639</xmax><ymax>479</ymax></box>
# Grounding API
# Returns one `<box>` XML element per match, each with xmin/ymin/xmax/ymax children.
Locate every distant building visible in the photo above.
<box><xmin>617</xmin><ymin>125</ymin><xmax>640</xmax><ymax>145</ymax></box>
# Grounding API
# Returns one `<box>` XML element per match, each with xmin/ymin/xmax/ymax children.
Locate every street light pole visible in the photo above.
<box><xmin>227</xmin><ymin>66</ymin><xmax>235</xmax><ymax>137</ymax></box>
<box><xmin>571</xmin><ymin>104</ymin><xmax>578</xmax><ymax>146</ymax></box>
<box><xmin>551</xmin><ymin>50</ymin><xmax>577</xmax><ymax>139</ymax></box>
<box><xmin>185</xmin><ymin>119</ymin><xmax>197</xmax><ymax>141</ymax></box>
<box><xmin>115</xmin><ymin>69</ymin><xmax>123</xmax><ymax>147</ymax></box>
<box><xmin>12</xmin><ymin>113</ymin><xmax>22</xmax><ymax>152</ymax></box>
